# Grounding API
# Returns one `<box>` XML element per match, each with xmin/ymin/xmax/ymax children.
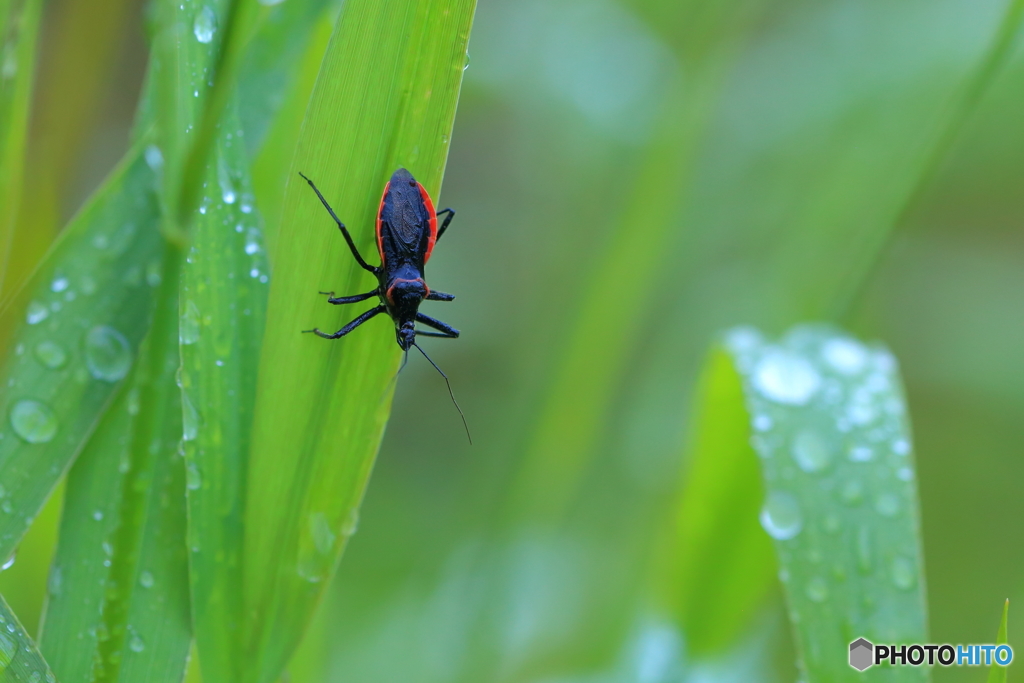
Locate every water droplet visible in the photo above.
<box><xmin>181</xmin><ymin>392</ymin><xmax>200</xmax><ymax>441</ymax></box>
<box><xmin>29</xmin><ymin>671</ymin><xmax>41</xmax><ymax>683</ymax></box>
<box><xmin>84</xmin><ymin>326</ymin><xmax>132</xmax><ymax>381</ymax></box>
<box><xmin>753</xmin><ymin>351</ymin><xmax>821</xmax><ymax>405</ymax></box>
<box><xmin>180</xmin><ymin>301</ymin><xmax>200</xmax><ymax>344</ymax></box>
<box><xmin>892</xmin><ymin>438</ymin><xmax>910</xmax><ymax>456</ymax></box>
<box><xmin>193</xmin><ymin>6</ymin><xmax>217</xmax><ymax>43</ymax></box>
<box><xmin>128</xmin><ymin>634</ymin><xmax>145</xmax><ymax>652</ymax></box>
<box><xmin>759</xmin><ymin>491</ymin><xmax>802</xmax><ymax>540</ymax></box>
<box><xmin>896</xmin><ymin>467</ymin><xmax>913</xmax><ymax>482</ymax></box>
<box><xmin>249</xmin><ymin>268</ymin><xmax>259</xmax><ymax>278</ymax></box>
<box><xmin>1</xmin><ymin>554</ymin><xmax>14</xmax><ymax>571</ymax></box>
<box><xmin>257</xmin><ymin>0</ymin><xmax>287</xmax><ymax>6</ymax></box>
<box><xmin>146</xmin><ymin>262</ymin><xmax>162</xmax><ymax>287</ymax></box>
<box><xmin>848</xmin><ymin>446</ymin><xmax>873</xmax><ymax>462</ymax></box>
<box><xmin>127</xmin><ymin>387</ymin><xmax>141</xmax><ymax>415</ymax></box>
<box><xmin>0</xmin><ymin>630</ymin><xmax>13</xmax><ymax>667</ymax></box>
<box><xmin>218</xmin><ymin>156</ymin><xmax>236</xmax><ymax>204</ymax></box>
<box><xmin>10</xmin><ymin>400</ymin><xmax>58</xmax><ymax>443</ymax></box>
<box><xmin>92</xmin><ymin>510</ymin><xmax>104</xmax><ymax>521</ymax></box>
<box><xmin>185</xmin><ymin>460</ymin><xmax>201</xmax><ymax>490</ymax></box>
<box><xmin>102</xmin><ymin>541</ymin><xmax>113</xmax><ymax>556</ymax></box>
<box><xmin>50</xmin><ymin>276</ymin><xmax>69</xmax><ymax>293</ymax></box>
<box><xmin>821</xmin><ymin>337</ymin><xmax>868</xmax><ymax>374</ymax></box>
<box><xmin>2</xmin><ymin>52</ymin><xmax>17</xmax><ymax>80</ymax></box>
<box><xmin>26</xmin><ymin>301</ymin><xmax>49</xmax><ymax>325</ymax></box>
<box><xmin>791</xmin><ymin>429</ymin><xmax>831</xmax><ymax>473</ymax></box>
<box><xmin>34</xmin><ymin>341</ymin><xmax>68</xmax><ymax>369</ymax></box>
<box><xmin>48</xmin><ymin>566</ymin><xmax>62</xmax><ymax>596</ymax></box>
<box><xmin>310</xmin><ymin>512</ymin><xmax>336</xmax><ymax>554</ymax></box>
<box><xmin>244</xmin><ymin>227</ymin><xmax>261</xmax><ymax>254</ymax></box>
<box><xmin>840</xmin><ymin>479</ymin><xmax>863</xmax><ymax>505</ymax></box>
<box><xmin>341</xmin><ymin>507</ymin><xmax>359</xmax><ymax>537</ymax></box>
<box><xmin>891</xmin><ymin>556</ymin><xmax>915</xmax><ymax>590</ymax></box>
<box><xmin>139</xmin><ymin>571</ymin><xmax>154</xmax><ymax>588</ymax></box>
<box><xmin>145</xmin><ymin>145</ymin><xmax>164</xmax><ymax>171</ymax></box>
<box><xmin>805</xmin><ymin>576</ymin><xmax>828</xmax><ymax>603</ymax></box>
<box><xmin>874</xmin><ymin>493</ymin><xmax>899</xmax><ymax>518</ymax></box>
<box><xmin>752</xmin><ymin>414</ymin><xmax>772</xmax><ymax>431</ymax></box>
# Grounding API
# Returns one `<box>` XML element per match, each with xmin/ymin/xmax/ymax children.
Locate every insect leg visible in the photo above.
<box><xmin>319</xmin><ymin>289</ymin><xmax>378</xmax><ymax>305</ymax></box>
<box><xmin>303</xmin><ymin>305</ymin><xmax>385</xmax><ymax>339</ymax></box>
<box><xmin>425</xmin><ymin>290</ymin><xmax>455</xmax><ymax>302</ymax></box>
<box><xmin>415</xmin><ymin>330</ymin><xmax>458</xmax><ymax>338</ymax></box>
<box><xmin>299</xmin><ymin>172</ymin><xmax>377</xmax><ymax>273</ymax></box>
<box><xmin>436</xmin><ymin>208</ymin><xmax>455</xmax><ymax>240</ymax></box>
<box><xmin>415</xmin><ymin>312</ymin><xmax>459</xmax><ymax>338</ymax></box>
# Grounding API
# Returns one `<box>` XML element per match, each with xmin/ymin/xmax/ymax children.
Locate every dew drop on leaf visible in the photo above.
<box><xmin>10</xmin><ymin>400</ymin><xmax>58</xmax><ymax>443</ymax></box>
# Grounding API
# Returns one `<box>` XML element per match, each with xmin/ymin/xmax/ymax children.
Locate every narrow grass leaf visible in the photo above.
<box><xmin>0</xmin><ymin>592</ymin><xmax>55</xmax><ymax>683</ymax></box>
<box><xmin>243</xmin><ymin>1</ymin><xmax>477</xmax><ymax>680</ymax></box>
<box><xmin>40</xmin><ymin>330</ymin><xmax>190</xmax><ymax>683</ymax></box>
<box><xmin>986</xmin><ymin>599</ymin><xmax>1009</xmax><ymax>683</ymax></box>
<box><xmin>178</xmin><ymin>104</ymin><xmax>268</xmax><ymax>683</ymax></box>
<box><xmin>0</xmin><ymin>146</ymin><xmax>161</xmax><ymax>562</ymax></box>
<box><xmin>509</xmin><ymin>1</ymin><xmax>756</xmax><ymax>524</ymax></box>
<box><xmin>0</xmin><ymin>0</ymin><xmax>42</xmax><ymax>300</ymax></box>
<box><xmin>662</xmin><ymin>347</ymin><xmax>775</xmax><ymax>655</ymax></box>
<box><xmin>724</xmin><ymin>324</ymin><xmax>927</xmax><ymax>682</ymax></box>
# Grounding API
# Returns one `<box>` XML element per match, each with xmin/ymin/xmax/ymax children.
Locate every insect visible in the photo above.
<box><xmin>300</xmin><ymin>168</ymin><xmax>470</xmax><ymax>441</ymax></box>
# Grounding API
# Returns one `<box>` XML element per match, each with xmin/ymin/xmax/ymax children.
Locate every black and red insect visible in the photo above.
<box><xmin>299</xmin><ymin>168</ymin><xmax>469</xmax><ymax>439</ymax></box>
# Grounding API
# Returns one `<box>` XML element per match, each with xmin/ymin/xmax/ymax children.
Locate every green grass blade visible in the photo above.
<box><xmin>179</xmin><ymin>104</ymin><xmax>269</xmax><ymax>683</ymax></box>
<box><xmin>826</xmin><ymin>0</ymin><xmax>1024</xmax><ymax>320</ymax></box>
<box><xmin>509</xmin><ymin>2</ymin><xmax>755</xmax><ymax>524</ymax></box>
<box><xmin>0</xmin><ymin>592</ymin><xmax>55</xmax><ymax>683</ymax></box>
<box><xmin>250</xmin><ymin>12</ymin><xmax>335</xmax><ymax>260</ymax></box>
<box><xmin>724</xmin><ymin>325</ymin><xmax>928</xmax><ymax>681</ymax></box>
<box><xmin>39</xmin><ymin>330</ymin><xmax>190</xmax><ymax>683</ymax></box>
<box><xmin>243</xmin><ymin>1</ymin><xmax>476</xmax><ymax>680</ymax></box>
<box><xmin>0</xmin><ymin>0</ymin><xmax>42</xmax><ymax>299</ymax></box>
<box><xmin>986</xmin><ymin>599</ymin><xmax>1009</xmax><ymax>683</ymax></box>
<box><xmin>662</xmin><ymin>347</ymin><xmax>775</xmax><ymax>655</ymax></box>
<box><xmin>0</xmin><ymin>145</ymin><xmax>161</xmax><ymax>562</ymax></box>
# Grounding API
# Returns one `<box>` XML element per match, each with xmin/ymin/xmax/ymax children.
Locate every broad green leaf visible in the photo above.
<box><xmin>178</xmin><ymin>104</ymin><xmax>269</xmax><ymax>683</ymax></box>
<box><xmin>0</xmin><ymin>592</ymin><xmax>54</xmax><ymax>682</ymax></box>
<box><xmin>662</xmin><ymin>347</ymin><xmax>775</xmax><ymax>655</ymax></box>
<box><xmin>243</xmin><ymin>0</ymin><xmax>477</xmax><ymax>680</ymax></box>
<box><xmin>251</xmin><ymin>13</ymin><xmax>335</xmax><ymax>260</ymax></box>
<box><xmin>40</xmin><ymin>324</ymin><xmax>190</xmax><ymax>683</ymax></box>
<box><xmin>986</xmin><ymin>599</ymin><xmax>1009</xmax><ymax>683</ymax></box>
<box><xmin>724</xmin><ymin>325</ymin><xmax>927</xmax><ymax>682</ymax></box>
<box><xmin>0</xmin><ymin>0</ymin><xmax>42</xmax><ymax>300</ymax></box>
<box><xmin>0</xmin><ymin>145</ymin><xmax>161</xmax><ymax>562</ymax></box>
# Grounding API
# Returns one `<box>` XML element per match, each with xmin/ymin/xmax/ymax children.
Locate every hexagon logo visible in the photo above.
<box><xmin>849</xmin><ymin>638</ymin><xmax>874</xmax><ymax>671</ymax></box>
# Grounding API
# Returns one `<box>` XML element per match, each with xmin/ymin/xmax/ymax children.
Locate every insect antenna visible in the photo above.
<box><xmin>379</xmin><ymin>349</ymin><xmax>410</xmax><ymax>406</ymax></box>
<box><xmin>413</xmin><ymin>342</ymin><xmax>472</xmax><ymax>444</ymax></box>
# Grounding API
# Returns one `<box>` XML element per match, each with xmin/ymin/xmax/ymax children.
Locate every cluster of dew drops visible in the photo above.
<box><xmin>725</xmin><ymin>326</ymin><xmax>919</xmax><ymax>606</ymax></box>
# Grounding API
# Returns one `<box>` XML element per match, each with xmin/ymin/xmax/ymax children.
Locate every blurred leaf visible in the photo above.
<box><xmin>0</xmin><ymin>0</ymin><xmax>42</xmax><ymax>300</ymax></box>
<box><xmin>0</xmin><ymin>144</ymin><xmax>161</xmax><ymax>562</ymax></box>
<box><xmin>663</xmin><ymin>347</ymin><xmax>775</xmax><ymax>655</ymax></box>
<box><xmin>242</xmin><ymin>0</ymin><xmax>476</xmax><ymax>680</ymax></box>
<box><xmin>0</xmin><ymin>592</ymin><xmax>55</xmax><ymax>682</ymax></box>
<box><xmin>11</xmin><ymin>0</ymin><xmax>138</xmax><ymax>300</ymax></box>
<box><xmin>178</xmin><ymin>104</ymin><xmax>268</xmax><ymax>683</ymax></box>
<box><xmin>986</xmin><ymin>599</ymin><xmax>1009</xmax><ymax>683</ymax></box>
<box><xmin>510</xmin><ymin>0</ymin><xmax>756</xmax><ymax>524</ymax></box>
<box><xmin>39</xmin><ymin>318</ymin><xmax>190</xmax><ymax>683</ymax></box>
<box><xmin>830</xmin><ymin>0</ymin><xmax>1024</xmax><ymax>320</ymax></box>
<box><xmin>724</xmin><ymin>324</ymin><xmax>927</xmax><ymax>682</ymax></box>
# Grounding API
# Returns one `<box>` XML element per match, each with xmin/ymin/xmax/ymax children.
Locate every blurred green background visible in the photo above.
<box><xmin>2</xmin><ymin>0</ymin><xmax>1022</xmax><ymax>681</ymax></box>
